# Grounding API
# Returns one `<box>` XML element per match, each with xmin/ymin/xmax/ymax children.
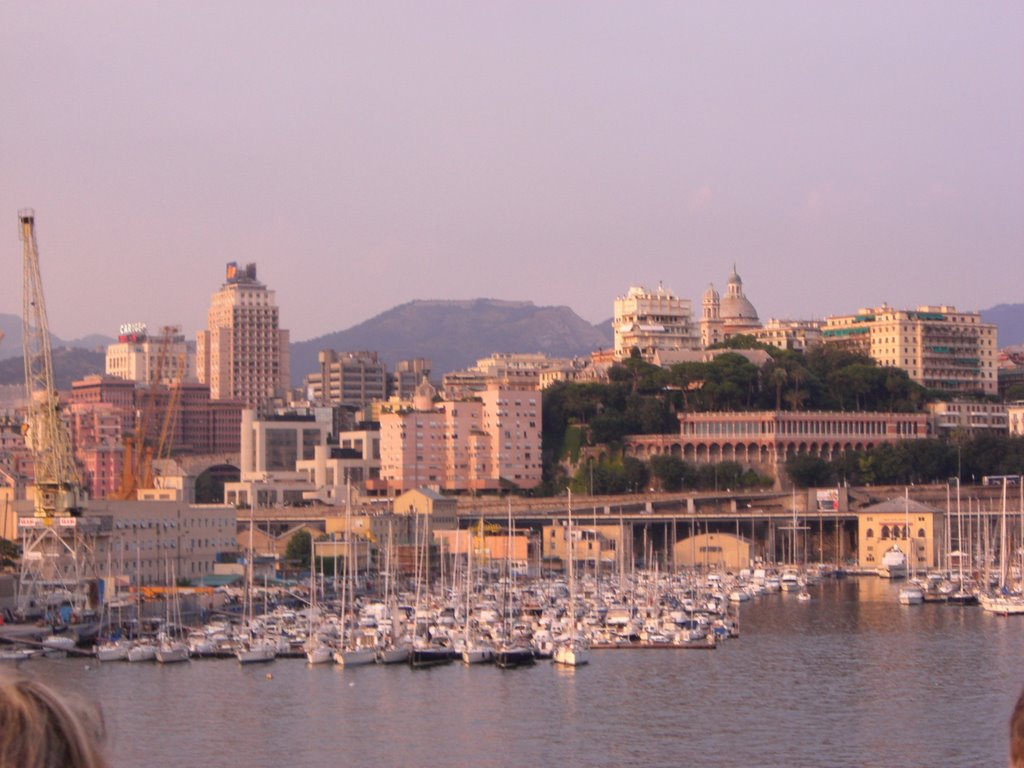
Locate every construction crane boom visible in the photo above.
<box><xmin>19</xmin><ymin>209</ymin><xmax>81</xmax><ymax>518</ymax></box>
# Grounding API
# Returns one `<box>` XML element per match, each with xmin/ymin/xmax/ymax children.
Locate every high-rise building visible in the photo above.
<box><xmin>613</xmin><ymin>284</ymin><xmax>698</xmax><ymax>360</ymax></box>
<box><xmin>105</xmin><ymin>323</ymin><xmax>196</xmax><ymax>384</ymax></box>
<box><xmin>197</xmin><ymin>262</ymin><xmax>290</xmax><ymax>410</ymax></box>
<box><xmin>822</xmin><ymin>305</ymin><xmax>997</xmax><ymax>395</ymax></box>
<box><xmin>306</xmin><ymin>350</ymin><xmax>388</xmax><ymax>409</ymax></box>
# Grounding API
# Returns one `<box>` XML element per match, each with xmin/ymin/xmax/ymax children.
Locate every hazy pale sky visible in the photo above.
<box><xmin>2</xmin><ymin>2</ymin><xmax>1022</xmax><ymax>342</ymax></box>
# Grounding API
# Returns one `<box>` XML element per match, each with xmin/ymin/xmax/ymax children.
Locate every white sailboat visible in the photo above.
<box><xmin>237</xmin><ymin>505</ymin><xmax>275</xmax><ymax>664</ymax></box>
<box><xmin>553</xmin><ymin>490</ymin><xmax>589</xmax><ymax>667</ymax></box>
<box><xmin>334</xmin><ymin>484</ymin><xmax>376</xmax><ymax>668</ymax></box>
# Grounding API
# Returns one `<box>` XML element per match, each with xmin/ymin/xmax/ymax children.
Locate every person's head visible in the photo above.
<box><xmin>0</xmin><ymin>669</ymin><xmax>107</xmax><ymax>768</ymax></box>
<box><xmin>1012</xmin><ymin>687</ymin><xmax>1024</xmax><ymax>768</ymax></box>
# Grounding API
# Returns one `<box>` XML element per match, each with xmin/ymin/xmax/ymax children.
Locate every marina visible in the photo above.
<box><xmin>8</xmin><ymin>577</ymin><xmax>1023</xmax><ymax>768</ymax></box>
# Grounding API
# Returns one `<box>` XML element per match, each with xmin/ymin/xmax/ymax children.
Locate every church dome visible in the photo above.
<box><xmin>720</xmin><ymin>265</ymin><xmax>759</xmax><ymax>323</ymax></box>
<box><xmin>703</xmin><ymin>283</ymin><xmax>719</xmax><ymax>302</ymax></box>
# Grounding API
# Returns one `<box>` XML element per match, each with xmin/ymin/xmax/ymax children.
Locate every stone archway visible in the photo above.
<box><xmin>195</xmin><ymin>463</ymin><xmax>241</xmax><ymax>504</ymax></box>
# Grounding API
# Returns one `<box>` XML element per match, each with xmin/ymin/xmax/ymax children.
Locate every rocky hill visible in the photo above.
<box><xmin>290</xmin><ymin>299</ymin><xmax>613</xmax><ymax>384</ymax></box>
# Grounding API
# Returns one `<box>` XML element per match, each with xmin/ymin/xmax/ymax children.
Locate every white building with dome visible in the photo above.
<box><xmin>700</xmin><ymin>266</ymin><xmax>761</xmax><ymax>348</ymax></box>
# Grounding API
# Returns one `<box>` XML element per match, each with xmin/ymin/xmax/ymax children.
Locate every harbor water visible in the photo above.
<box><xmin>22</xmin><ymin>578</ymin><xmax>1024</xmax><ymax>768</ymax></box>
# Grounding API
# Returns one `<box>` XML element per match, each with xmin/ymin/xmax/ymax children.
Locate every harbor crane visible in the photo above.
<box><xmin>17</xmin><ymin>209</ymin><xmax>97</xmax><ymax>617</ymax></box>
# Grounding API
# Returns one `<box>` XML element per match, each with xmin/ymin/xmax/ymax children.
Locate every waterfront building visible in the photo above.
<box><xmin>393</xmin><ymin>487</ymin><xmax>458</xmax><ymax>530</ymax></box>
<box><xmin>624</xmin><ymin>410</ymin><xmax>928</xmax><ymax>481</ymax></box>
<box><xmin>925</xmin><ymin>400</ymin><xmax>1008</xmax><ymax>437</ymax></box>
<box><xmin>700</xmin><ymin>267</ymin><xmax>761</xmax><ymax>348</ymax></box>
<box><xmin>197</xmin><ymin>262</ymin><xmax>291</xmax><ymax>410</ymax></box>
<box><xmin>614</xmin><ymin>284</ymin><xmax>698</xmax><ymax>361</ymax></box>
<box><xmin>822</xmin><ymin>305</ymin><xmax>997</xmax><ymax>395</ymax></box>
<box><xmin>376</xmin><ymin>379</ymin><xmax>542</xmax><ymax>493</ymax></box>
<box><xmin>105</xmin><ymin>323</ymin><xmax>196</xmax><ymax>385</ymax></box>
<box><xmin>541</xmin><ymin>521</ymin><xmax>630</xmax><ymax>573</ymax></box>
<box><xmin>673</xmin><ymin>532</ymin><xmax>752</xmax><ymax>571</ymax></box>
<box><xmin>753</xmin><ymin>319</ymin><xmax>823</xmax><ymax>353</ymax></box>
<box><xmin>857</xmin><ymin>497</ymin><xmax>938</xmax><ymax>573</ymax></box>
<box><xmin>10</xmin><ymin>497</ymin><xmax>237</xmax><ymax>586</ymax></box>
<box><xmin>306</xmin><ymin>350</ymin><xmax>388</xmax><ymax>409</ymax></box>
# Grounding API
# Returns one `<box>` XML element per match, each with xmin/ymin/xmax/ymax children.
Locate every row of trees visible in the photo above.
<box><xmin>543</xmin><ymin>344</ymin><xmax>935</xmax><ymax>457</ymax></box>
<box><xmin>785</xmin><ymin>434</ymin><xmax>1024</xmax><ymax>488</ymax></box>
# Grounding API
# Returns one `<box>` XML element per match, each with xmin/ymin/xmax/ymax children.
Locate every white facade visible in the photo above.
<box><xmin>613</xmin><ymin>284</ymin><xmax>698</xmax><ymax>360</ymax></box>
<box><xmin>105</xmin><ymin>326</ymin><xmax>197</xmax><ymax>384</ymax></box>
<box><xmin>823</xmin><ymin>305</ymin><xmax>998</xmax><ymax>395</ymax></box>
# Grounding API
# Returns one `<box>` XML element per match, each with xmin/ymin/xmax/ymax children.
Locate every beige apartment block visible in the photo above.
<box><xmin>377</xmin><ymin>380</ymin><xmax>542</xmax><ymax>493</ymax></box>
<box><xmin>926</xmin><ymin>400</ymin><xmax>1008</xmax><ymax>437</ymax></box>
<box><xmin>822</xmin><ymin>305</ymin><xmax>997</xmax><ymax>395</ymax></box>
<box><xmin>614</xmin><ymin>284</ymin><xmax>698</xmax><ymax>360</ymax></box>
<box><xmin>197</xmin><ymin>262</ymin><xmax>290</xmax><ymax>410</ymax></box>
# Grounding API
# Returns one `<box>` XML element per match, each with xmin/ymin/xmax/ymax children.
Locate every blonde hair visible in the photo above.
<box><xmin>0</xmin><ymin>670</ymin><xmax>108</xmax><ymax>768</ymax></box>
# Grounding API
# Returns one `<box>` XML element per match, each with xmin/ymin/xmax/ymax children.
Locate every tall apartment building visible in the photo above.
<box><xmin>105</xmin><ymin>323</ymin><xmax>196</xmax><ymax>384</ymax></box>
<box><xmin>392</xmin><ymin>358</ymin><xmax>432</xmax><ymax>400</ymax></box>
<box><xmin>822</xmin><ymin>305</ymin><xmax>997</xmax><ymax>395</ymax></box>
<box><xmin>307</xmin><ymin>350</ymin><xmax>388</xmax><ymax>409</ymax></box>
<box><xmin>196</xmin><ymin>262</ymin><xmax>290</xmax><ymax>410</ymax></box>
<box><xmin>377</xmin><ymin>380</ymin><xmax>542</xmax><ymax>493</ymax></box>
<box><xmin>613</xmin><ymin>284</ymin><xmax>698</xmax><ymax>361</ymax></box>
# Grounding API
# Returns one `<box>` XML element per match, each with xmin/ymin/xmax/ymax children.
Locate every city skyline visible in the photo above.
<box><xmin>2</xmin><ymin>3</ymin><xmax>1022</xmax><ymax>342</ymax></box>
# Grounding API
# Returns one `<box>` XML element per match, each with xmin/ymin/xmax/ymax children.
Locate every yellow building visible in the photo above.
<box><xmin>673</xmin><ymin>532</ymin><xmax>752</xmax><ymax>571</ymax></box>
<box><xmin>857</xmin><ymin>497</ymin><xmax>937</xmax><ymax>572</ymax></box>
<box><xmin>822</xmin><ymin>305</ymin><xmax>997</xmax><ymax>395</ymax></box>
<box><xmin>541</xmin><ymin>522</ymin><xmax>632</xmax><ymax>572</ymax></box>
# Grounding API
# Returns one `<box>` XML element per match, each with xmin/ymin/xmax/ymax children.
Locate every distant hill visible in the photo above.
<box><xmin>982</xmin><ymin>303</ymin><xmax>1024</xmax><ymax>347</ymax></box>
<box><xmin>291</xmin><ymin>299</ymin><xmax>614</xmax><ymax>385</ymax></box>
<box><xmin>0</xmin><ymin>312</ymin><xmax>114</xmax><ymax>361</ymax></box>
<box><xmin>0</xmin><ymin>347</ymin><xmax>106</xmax><ymax>391</ymax></box>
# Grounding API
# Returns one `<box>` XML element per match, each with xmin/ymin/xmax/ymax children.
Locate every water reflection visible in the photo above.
<box><xmin>23</xmin><ymin>579</ymin><xmax>1024</xmax><ymax>768</ymax></box>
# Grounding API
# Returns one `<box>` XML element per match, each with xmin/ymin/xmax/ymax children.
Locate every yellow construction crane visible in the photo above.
<box><xmin>18</xmin><ymin>209</ymin><xmax>96</xmax><ymax>619</ymax></box>
<box><xmin>116</xmin><ymin>324</ymin><xmax>180</xmax><ymax>499</ymax></box>
<box><xmin>20</xmin><ymin>209</ymin><xmax>81</xmax><ymax>518</ymax></box>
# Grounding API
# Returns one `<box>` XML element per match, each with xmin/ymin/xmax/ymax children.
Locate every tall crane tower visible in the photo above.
<box><xmin>17</xmin><ymin>209</ymin><xmax>96</xmax><ymax>618</ymax></box>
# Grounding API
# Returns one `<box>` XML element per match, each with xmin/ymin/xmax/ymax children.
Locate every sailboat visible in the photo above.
<box><xmin>237</xmin><ymin>504</ymin><xmax>276</xmax><ymax>664</ymax></box>
<box><xmin>155</xmin><ymin>562</ymin><xmax>190</xmax><ymax>664</ymax></box>
<box><xmin>305</xmin><ymin>535</ymin><xmax>333</xmax><ymax>665</ymax></box>
<box><xmin>494</xmin><ymin>500</ymin><xmax>535</xmax><ymax>669</ymax></box>
<box><xmin>461</xmin><ymin>525</ymin><xmax>494</xmax><ymax>665</ymax></box>
<box><xmin>980</xmin><ymin>479</ymin><xmax>1024</xmax><ymax>615</ymax></box>
<box><xmin>334</xmin><ymin>486</ymin><xmax>376</xmax><ymax>667</ymax></box>
<box><xmin>898</xmin><ymin>489</ymin><xmax>924</xmax><ymax>605</ymax></box>
<box><xmin>553</xmin><ymin>490</ymin><xmax>589</xmax><ymax>667</ymax></box>
<box><xmin>377</xmin><ymin>520</ymin><xmax>411</xmax><ymax>664</ymax></box>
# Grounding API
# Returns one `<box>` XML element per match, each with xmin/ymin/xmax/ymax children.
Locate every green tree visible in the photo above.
<box><xmin>650</xmin><ymin>454</ymin><xmax>687</xmax><ymax>492</ymax></box>
<box><xmin>786</xmin><ymin>455</ymin><xmax>834</xmax><ymax>488</ymax></box>
<box><xmin>284</xmin><ymin>529</ymin><xmax>312</xmax><ymax>569</ymax></box>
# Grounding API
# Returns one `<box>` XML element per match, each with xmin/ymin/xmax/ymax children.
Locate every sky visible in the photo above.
<box><xmin>1</xmin><ymin>2</ymin><xmax>1022</xmax><ymax>343</ymax></box>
